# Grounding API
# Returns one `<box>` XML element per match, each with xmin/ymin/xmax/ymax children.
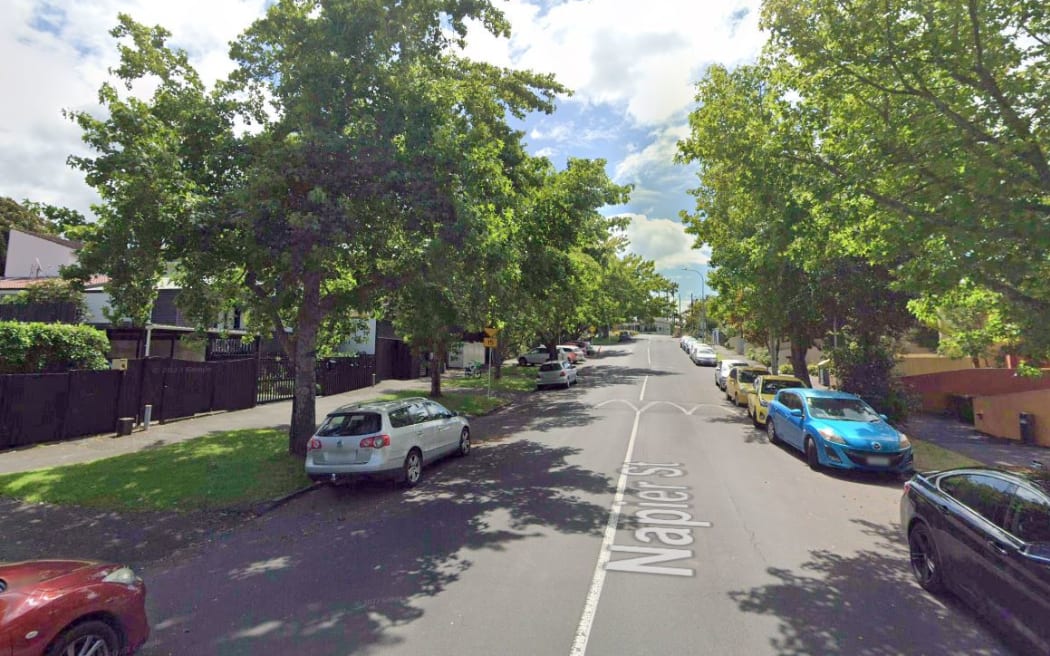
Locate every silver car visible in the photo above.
<box><xmin>305</xmin><ymin>397</ymin><xmax>470</xmax><ymax>487</ymax></box>
<box><xmin>691</xmin><ymin>347</ymin><xmax>717</xmax><ymax>366</ymax></box>
<box><xmin>536</xmin><ymin>360</ymin><xmax>578</xmax><ymax>390</ymax></box>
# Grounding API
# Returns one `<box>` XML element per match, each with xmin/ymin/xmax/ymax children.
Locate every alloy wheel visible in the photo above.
<box><xmin>908</xmin><ymin>525</ymin><xmax>945</xmax><ymax>593</ymax></box>
<box><xmin>458</xmin><ymin>428</ymin><xmax>471</xmax><ymax>457</ymax></box>
<box><xmin>404</xmin><ymin>450</ymin><xmax>422</xmax><ymax>487</ymax></box>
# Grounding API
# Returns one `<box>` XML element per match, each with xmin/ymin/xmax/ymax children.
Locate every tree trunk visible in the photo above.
<box><xmin>288</xmin><ymin>273</ymin><xmax>321</xmax><ymax>457</ymax></box>
<box><xmin>790</xmin><ymin>337</ymin><xmax>812</xmax><ymax>388</ymax></box>
<box><xmin>767</xmin><ymin>331</ymin><xmax>780</xmax><ymax>373</ymax></box>
<box><xmin>429</xmin><ymin>342</ymin><xmax>445</xmax><ymax>397</ymax></box>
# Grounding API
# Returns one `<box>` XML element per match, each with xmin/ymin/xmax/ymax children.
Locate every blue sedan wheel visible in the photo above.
<box><xmin>805</xmin><ymin>437</ymin><xmax>821</xmax><ymax>470</ymax></box>
<box><xmin>767</xmin><ymin>417</ymin><xmax>779</xmax><ymax>445</ymax></box>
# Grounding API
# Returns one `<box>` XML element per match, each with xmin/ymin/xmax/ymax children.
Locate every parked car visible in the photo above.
<box><xmin>766</xmin><ymin>388</ymin><xmax>913</xmax><ymax>475</ymax></box>
<box><xmin>566</xmin><ymin>339</ymin><xmax>596</xmax><ymax>356</ymax></box>
<box><xmin>747</xmin><ymin>374</ymin><xmax>806</xmax><ymax>427</ymax></box>
<box><xmin>558</xmin><ymin>344</ymin><xmax>586</xmax><ymax>362</ymax></box>
<box><xmin>0</xmin><ymin>560</ymin><xmax>150</xmax><ymax>656</ymax></box>
<box><xmin>725</xmin><ymin>365</ymin><xmax>770</xmax><ymax>406</ymax></box>
<box><xmin>715</xmin><ymin>359</ymin><xmax>750</xmax><ymax>390</ymax></box>
<box><xmin>618</xmin><ymin>331</ymin><xmax>633</xmax><ymax>342</ymax></box>
<box><xmin>690</xmin><ymin>346</ymin><xmax>717</xmax><ymax>366</ymax></box>
<box><xmin>306</xmin><ymin>397</ymin><xmax>470</xmax><ymax>487</ymax></box>
<box><xmin>901</xmin><ymin>467</ymin><xmax>1050</xmax><ymax>654</ymax></box>
<box><xmin>518</xmin><ymin>347</ymin><xmax>554</xmax><ymax>366</ymax></box>
<box><xmin>536</xmin><ymin>360</ymin><xmax>578</xmax><ymax>390</ymax></box>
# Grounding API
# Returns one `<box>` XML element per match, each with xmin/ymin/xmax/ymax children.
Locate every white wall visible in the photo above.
<box><xmin>335</xmin><ymin>318</ymin><xmax>377</xmax><ymax>355</ymax></box>
<box><xmin>448</xmin><ymin>342</ymin><xmax>485</xmax><ymax>368</ymax></box>
<box><xmin>4</xmin><ymin>230</ymin><xmax>78</xmax><ymax>277</ymax></box>
<box><xmin>83</xmin><ymin>290</ymin><xmax>111</xmax><ymax>324</ymax></box>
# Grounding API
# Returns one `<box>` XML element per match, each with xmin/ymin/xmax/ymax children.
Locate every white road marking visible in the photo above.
<box><xmin>570</xmin><ymin>402</ymin><xmax>643</xmax><ymax>656</ymax></box>
<box><xmin>639</xmin><ymin>375</ymin><xmax>648</xmax><ymax>402</ymax></box>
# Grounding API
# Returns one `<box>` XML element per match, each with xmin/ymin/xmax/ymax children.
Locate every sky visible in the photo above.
<box><xmin>0</xmin><ymin>0</ymin><xmax>767</xmax><ymax>305</ymax></box>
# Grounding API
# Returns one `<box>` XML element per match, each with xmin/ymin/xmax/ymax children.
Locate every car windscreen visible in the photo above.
<box><xmin>317</xmin><ymin>412</ymin><xmax>381</xmax><ymax>436</ymax></box>
<box><xmin>805</xmin><ymin>397</ymin><xmax>880</xmax><ymax>422</ymax></box>
<box><xmin>738</xmin><ymin>370</ymin><xmax>761</xmax><ymax>384</ymax></box>
<box><xmin>762</xmin><ymin>380</ymin><xmax>803</xmax><ymax>394</ymax></box>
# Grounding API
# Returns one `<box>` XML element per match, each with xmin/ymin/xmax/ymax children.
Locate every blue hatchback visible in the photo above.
<box><xmin>766</xmin><ymin>388</ymin><xmax>913</xmax><ymax>475</ymax></box>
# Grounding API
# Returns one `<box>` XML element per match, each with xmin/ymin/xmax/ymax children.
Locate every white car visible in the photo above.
<box><xmin>691</xmin><ymin>346</ymin><xmax>717</xmax><ymax>366</ymax></box>
<box><xmin>536</xmin><ymin>360</ymin><xmax>578</xmax><ymax>390</ymax></box>
<box><xmin>518</xmin><ymin>347</ymin><xmax>554</xmax><ymax>366</ymax></box>
<box><xmin>305</xmin><ymin>397</ymin><xmax>470</xmax><ymax>487</ymax></box>
<box><xmin>558</xmin><ymin>344</ymin><xmax>586</xmax><ymax>362</ymax></box>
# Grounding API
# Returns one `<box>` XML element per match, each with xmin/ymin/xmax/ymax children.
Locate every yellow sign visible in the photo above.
<box><xmin>483</xmin><ymin>326</ymin><xmax>499</xmax><ymax>337</ymax></box>
<box><xmin>482</xmin><ymin>337</ymin><xmax>498</xmax><ymax>348</ymax></box>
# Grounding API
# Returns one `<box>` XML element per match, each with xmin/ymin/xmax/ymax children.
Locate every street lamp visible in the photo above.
<box><xmin>681</xmin><ymin>267</ymin><xmax>707</xmax><ymax>339</ymax></box>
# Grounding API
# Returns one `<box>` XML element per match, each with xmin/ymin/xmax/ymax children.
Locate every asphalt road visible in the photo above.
<box><xmin>140</xmin><ymin>335</ymin><xmax>1015</xmax><ymax>655</ymax></box>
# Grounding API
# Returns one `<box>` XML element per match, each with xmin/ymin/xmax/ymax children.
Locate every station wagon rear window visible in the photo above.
<box><xmin>317</xmin><ymin>412</ymin><xmax>381</xmax><ymax>436</ymax></box>
<box><xmin>540</xmin><ymin>362</ymin><xmax>562</xmax><ymax>372</ymax></box>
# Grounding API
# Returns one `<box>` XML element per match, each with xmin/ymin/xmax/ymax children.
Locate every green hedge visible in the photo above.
<box><xmin>0</xmin><ymin>322</ymin><xmax>109</xmax><ymax>373</ymax></box>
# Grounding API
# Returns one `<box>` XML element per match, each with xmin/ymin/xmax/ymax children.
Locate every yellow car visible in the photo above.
<box><xmin>725</xmin><ymin>366</ymin><xmax>770</xmax><ymax>407</ymax></box>
<box><xmin>747</xmin><ymin>374</ymin><xmax>806</xmax><ymax>427</ymax></box>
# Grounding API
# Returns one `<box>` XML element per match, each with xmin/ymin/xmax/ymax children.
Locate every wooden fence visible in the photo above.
<box><xmin>0</xmin><ymin>358</ymin><xmax>258</xmax><ymax>451</ymax></box>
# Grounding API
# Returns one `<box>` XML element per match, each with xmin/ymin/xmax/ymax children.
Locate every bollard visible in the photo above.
<box><xmin>143</xmin><ymin>404</ymin><xmax>153</xmax><ymax>430</ymax></box>
<box><xmin>372</xmin><ymin>373</ymin><xmax>377</xmax><ymax>386</ymax></box>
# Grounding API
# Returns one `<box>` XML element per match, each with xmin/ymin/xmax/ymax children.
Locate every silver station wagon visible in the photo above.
<box><xmin>305</xmin><ymin>397</ymin><xmax>470</xmax><ymax>487</ymax></box>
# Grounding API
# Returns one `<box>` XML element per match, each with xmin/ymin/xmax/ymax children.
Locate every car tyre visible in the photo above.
<box><xmin>564</xmin><ymin>378</ymin><xmax>571</xmax><ymax>389</ymax></box>
<box><xmin>457</xmin><ymin>428</ymin><xmax>471</xmax><ymax>457</ymax></box>
<box><xmin>46</xmin><ymin>620</ymin><xmax>120</xmax><ymax>656</ymax></box>
<box><xmin>518</xmin><ymin>357</ymin><xmax>528</xmax><ymax>366</ymax></box>
<box><xmin>908</xmin><ymin>523</ymin><xmax>946</xmax><ymax>594</ymax></box>
<box><xmin>767</xmin><ymin>417</ymin><xmax>779</xmax><ymax>444</ymax></box>
<box><xmin>402</xmin><ymin>448</ymin><xmax>423</xmax><ymax>487</ymax></box>
<box><xmin>805</xmin><ymin>437</ymin><xmax>821</xmax><ymax>470</ymax></box>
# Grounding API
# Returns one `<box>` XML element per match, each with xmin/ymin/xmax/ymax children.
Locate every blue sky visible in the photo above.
<box><xmin>1</xmin><ymin>0</ymin><xmax>767</xmax><ymax>305</ymax></box>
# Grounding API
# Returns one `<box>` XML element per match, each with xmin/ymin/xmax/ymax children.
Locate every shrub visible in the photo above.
<box><xmin>828</xmin><ymin>337</ymin><xmax>919</xmax><ymax>422</ymax></box>
<box><xmin>779</xmin><ymin>363</ymin><xmax>793</xmax><ymax>375</ymax></box>
<box><xmin>746</xmin><ymin>346</ymin><xmax>772</xmax><ymax>366</ymax></box>
<box><xmin>0</xmin><ymin>322</ymin><xmax>109</xmax><ymax>373</ymax></box>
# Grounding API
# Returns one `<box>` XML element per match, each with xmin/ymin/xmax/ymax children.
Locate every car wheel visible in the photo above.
<box><xmin>908</xmin><ymin>523</ymin><xmax>946</xmax><ymax>593</ymax></box>
<box><xmin>402</xmin><ymin>448</ymin><xmax>423</xmax><ymax>487</ymax></box>
<box><xmin>752</xmin><ymin>411</ymin><xmax>762</xmax><ymax>428</ymax></box>
<box><xmin>46</xmin><ymin>620</ymin><xmax>120</xmax><ymax>656</ymax></box>
<box><xmin>518</xmin><ymin>357</ymin><xmax>528</xmax><ymax>366</ymax></box>
<box><xmin>805</xmin><ymin>437</ymin><xmax>821</xmax><ymax>470</ymax></box>
<box><xmin>564</xmin><ymin>378</ymin><xmax>571</xmax><ymax>389</ymax></box>
<box><xmin>457</xmin><ymin>428</ymin><xmax>471</xmax><ymax>457</ymax></box>
<box><xmin>767</xmin><ymin>417</ymin><xmax>779</xmax><ymax>444</ymax></box>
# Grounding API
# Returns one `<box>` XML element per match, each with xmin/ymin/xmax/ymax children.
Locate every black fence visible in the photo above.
<box><xmin>0</xmin><ymin>358</ymin><xmax>259</xmax><ymax>451</ymax></box>
<box><xmin>257</xmin><ymin>357</ymin><xmax>294</xmax><ymax>404</ymax></box>
<box><xmin>318</xmin><ymin>356</ymin><xmax>376</xmax><ymax>396</ymax></box>
<box><xmin>0</xmin><ymin>301</ymin><xmax>81</xmax><ymax>324</ymax></box>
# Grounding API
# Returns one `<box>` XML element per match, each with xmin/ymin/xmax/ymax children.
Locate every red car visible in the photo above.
<box><xmin>0</xmin><ymin>560</ymin><xmax>149</xmax><ymax>656</ymax></box>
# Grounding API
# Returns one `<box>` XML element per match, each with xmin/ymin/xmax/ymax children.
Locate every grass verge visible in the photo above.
<box><xmin>911</xmin><ymin>438</ymin><xmax>983</xmax><ymax>471</ymax></box>
<box><xmin>0</xmin><ymin>428</ymin><xmax>308</xmax><ymax>512</ymax></box>
<box><xmin>445</xmin><ymin>364</ymin><xmax>537</xmax><ymax>393</ymax></box>
<box><xmin>372</xmin><ymin>388</ymin><xmax>511</xmax><ymax>416</ymax></box>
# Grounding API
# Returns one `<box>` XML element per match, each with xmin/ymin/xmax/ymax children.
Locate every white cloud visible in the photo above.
<box><xmin>614</xmin><ymin>122</ymin><xmax>691</xmax><ymax>182</ymax></box>
<box><xmin>463</xmin><ymin>0</ymin><xmax>766</xmax><ymax>127</ymax></box>
<box><xmin>621</xmin><ymin>213</ymin><xmax>708</xmax><ymax>270</ymax></box>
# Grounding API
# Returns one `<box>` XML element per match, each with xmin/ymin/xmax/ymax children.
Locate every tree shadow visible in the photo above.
<box><xmin>728</xmin><ymin>518</ymin><xmax>1015</xmax><ymax>655</ymax></box>
<box><xmin>141</xmin><ymin>438</ymin><xmax>615</xmax><ymax>655</ymax></box>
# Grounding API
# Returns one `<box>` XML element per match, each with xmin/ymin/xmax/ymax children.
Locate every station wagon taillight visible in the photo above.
<box><xmin>360</xmin><ymin>434</ymin><xmax>391</xmax><ymax>449</ymax></box>
<box><xmin>308</xmin><ymin>438</ymin><xmax>321</xmax><ymax>450</ymax></box>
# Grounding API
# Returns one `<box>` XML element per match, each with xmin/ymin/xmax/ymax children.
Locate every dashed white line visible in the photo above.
<box><xmin>639</xmin><ymin>375</ymin><xmax>648</xmax><ymax>402</ymax></box>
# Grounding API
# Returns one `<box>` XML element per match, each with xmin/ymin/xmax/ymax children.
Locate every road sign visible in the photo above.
<box><xmin>482</xmin><ymin>336</ymin><xmax>498</xmax><ymax>348</ymax></box>
<box><xmin>483</xmin><ymin>326</ymin><xmax>499</xmax><ymax>337</ymax></box>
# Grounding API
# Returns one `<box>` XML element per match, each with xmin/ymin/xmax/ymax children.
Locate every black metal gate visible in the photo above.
<box><xmin>257</xmin><ymin>357</ymin><xmax>294</xmax><ymax>404</ymax></box>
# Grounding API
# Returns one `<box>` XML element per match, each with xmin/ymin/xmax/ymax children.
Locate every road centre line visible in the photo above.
<box><xmin>569</xmin><ymin>393</ymin><xmax>644</xmax><ymax>656</ymax></box>
<box><xmin>639</xmin><ymin>374</ymin><xmax>648</xmax><ymax>402</ymax></box>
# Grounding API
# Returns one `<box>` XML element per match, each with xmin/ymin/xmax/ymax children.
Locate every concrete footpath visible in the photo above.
<box><xmin>708</xmin><ymin>342</ymin><xmax>1049</xmax><ymax>470</ymax></box>
<box><xmin>0</xmin><ymin>377</ymin><xmax>431</xmax><ymax>476</ymax></box>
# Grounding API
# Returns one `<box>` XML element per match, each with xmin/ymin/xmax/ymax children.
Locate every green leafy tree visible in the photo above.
<box><xmin>0</xmin><ymin>322</ymin><xmax>109</xmax><ymax>373</ymax></box>
<box><xmin>909</xmin><ymin>282</ymin><xmax>1019</xmax><ymax>367</ymax></box>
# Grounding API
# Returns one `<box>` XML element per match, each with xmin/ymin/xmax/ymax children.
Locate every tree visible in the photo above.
<box><xmin>762</xmin><ymin>0</ymin><xmax>1050</xmax><ymax>356</ymax></box>
<box><xmin>69</xmin><ymin>3</ymin><xmax>564</xmax><ymax>455</ymax></box>
<box><xmin>909</xmin><ymin>282</ymin><xmax>1019</xmax><ymax>367</ymax></box>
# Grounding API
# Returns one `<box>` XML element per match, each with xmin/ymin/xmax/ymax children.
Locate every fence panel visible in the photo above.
<box><xmin>376</xmin><ymin>338</ymin><xmax>417</xmax><ymax>381</ymax></box>
<box><xmin>258</xmin><ymin>357</ymin><xmax>294</xmax><ymax>404</ymax></box>
<box><xmin>0</xmin><ymin>374</ymin><xmax>69</xmax><ymax>448</ymax></box>
<box><xmin>64</xmin><ymin>370</ymin><xmax>123</xmax><ymax>438</ymax></box>
<box><xmin>160</xmin><ymin>361</ymin><xmax>215</xmax><ymax>422</ymax></box>
<box><xmin>318</xmin><ymin>356</ymin><xmax>376</xmax><ymax>396</ymax></box>
<box><xmin>211</xmin><ymin>358</ymin><xmax>258</xmax><ymax>411</ymax></box>
<box><xmin>117</xmin><ymin>359</ymin><xmax>145</xmax><ymax>421</ymax></box>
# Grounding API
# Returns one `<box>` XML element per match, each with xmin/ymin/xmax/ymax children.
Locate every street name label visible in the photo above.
<box><xmin>605</xmin><ymin>462</ymin><xmax>710</xmax><ymax>578</ymax></box>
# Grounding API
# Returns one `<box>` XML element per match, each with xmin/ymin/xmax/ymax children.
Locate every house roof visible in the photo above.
<box><xmin>0</xmin><ymin>274</ymin><xmax>109</xmax><ymax>290</ymax></box>
<box><xmin>18</xmin><ymin>230</ymin><xmax>83</xmax><ymax>250</ymax></box>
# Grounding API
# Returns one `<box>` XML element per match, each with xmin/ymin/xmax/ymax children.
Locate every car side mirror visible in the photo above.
<box><xmin>450</xmin><ymin>411</ymin><xmax>458</xmax><ymax>417</ymax></box>
<box><xmin>1024</xmin><ymin>542</ymin><xmax>1050</xmax><ymax>564</ymax></box>
<box><xmin>789</xmin><ymin>408</ymin><xmax>803</xmax><ymax>418</ymax></box>
<box><xmin>879</xmin><ymin>413</ymin><xmax>889</xmax><ymax>421</ymax></box>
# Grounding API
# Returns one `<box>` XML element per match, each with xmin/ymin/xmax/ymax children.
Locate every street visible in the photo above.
<box><xmin>141</xmin><ymin>335</ymin><xmax>1015</xmax><ymax>655</ymax></box>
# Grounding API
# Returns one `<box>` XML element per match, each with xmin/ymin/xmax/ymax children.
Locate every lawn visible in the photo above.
<box><xmin>444</xmin><ymin>363</ymin><xmax>537</xmax><ymax>393</ymax></box>
<box><xmin>0</xmin><ymin>428</ymin><xmax>308</xmax><ymax>512</ymax></box>
<box><xmin>911</xmin><ymin>438</ymin><xmax>982</xmax><ymax>471</ymax></box>
<box><xmin>373</xmin><ymin>387</ymin><xmax>512</xmax><ymax>416</ymax></box>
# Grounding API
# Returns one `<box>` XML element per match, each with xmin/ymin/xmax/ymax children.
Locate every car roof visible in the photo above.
<box><xmin>329</xmin><ymin>397</ymin><xmax>430</xmax><ymax>415</ymax></box>
<box><xmin>788</xmin><ymin>388</ymin><xmax>859</xmax><ymax>399</ymax></box>
<box><xmin>734</xmin><ymin>365</ymin><xmax>768</xmax><ymax>371</ymax></box>
<box><xmin>931</xmin><ymin>466</ymin><xmax>1050</xmax><ymax>497</ymax></box>
<box><xmin>758</xmin><ymin>375</ymin><xmax>804</xmax><ymax>382</ymax></box>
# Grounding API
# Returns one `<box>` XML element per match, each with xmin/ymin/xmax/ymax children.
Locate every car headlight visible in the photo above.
<box><xmin>818</xmin><ymin>427</ymin><xmax>846</xmax><ymax>444</ymax></box>
<box><xmin>899</xmin><ymin>433</ymin><xmax>911</xmax><ymax>449</ymax></box>
<box><xmin>103</xmin><ymin>567</ymin><xmax>139</xmax><ymax>585</ymax></box>
<box><xmin>759</xmin><ymin>399</ymin><xmax>769</xmax><ymax>407</ymax></box>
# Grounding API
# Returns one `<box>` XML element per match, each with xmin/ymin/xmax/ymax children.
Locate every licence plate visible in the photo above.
<box><xmin>867</xmin><ymin>456</ymin><xmax>890</xmax><ymax>466</ymax></box>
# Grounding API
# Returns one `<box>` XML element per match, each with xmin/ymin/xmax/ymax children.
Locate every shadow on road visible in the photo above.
<box><xmin>142</xmin><ymin>437</ymin><xmax>614</xmax><ymax>655</ymax></box>
<box><xmin>728</xmin><ymin>518</ymin><xmax>1014</xmax><ymax>656</ymax></box>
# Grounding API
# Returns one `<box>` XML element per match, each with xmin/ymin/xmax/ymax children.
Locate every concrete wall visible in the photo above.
<box><xmin>448</xmin><ymin>342</ymin><xmax>485</xmax><ymax>368</ymax></box>
<box><xmin>895</xmin><ymin>354</ymin><xmax>975</xmax><ymax>377</ymax></box>
<box><xmin>974</xmin><ymin>390</ymin><xmax>1050</xmax><ymax>447</ymax></box>
<box><xmin>4</xmin><ymin>230</ymin><xmax>77</xmax><ymax>277</ymax></box>
<box><xmin>903</xmin><ymin>368</ymin><xmax>1050</xmax><ymax>413</ymax></box>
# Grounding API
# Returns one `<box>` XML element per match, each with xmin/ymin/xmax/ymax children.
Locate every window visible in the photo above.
<box><xmin>425</xmin><ymin>401</ymin><xmax>452</xmax><ymax>420</ymax></box>
<box><xmin>388</xmin><ymin>407</ymin><xmax>412</xmax><ymax>429</ymax></box>
<box><xmin>940</xmin><ymin>474</ymin><xmax>1016</xmax><ymax>529</ymax></box>
<box><xmin>1008</xmin><ymin>487</ymin><xmax>1050</xmax><ymax>543</ymax></box>
<box><xmin>806</xmin><ymin>397</ymin><xmax>881</xmax><ymax>422</ymax></box>
<box><xmin>407</xmin><ymin>402</ymin><xmax>430</xmax><ymax>425</ymax></box>
<box><xmin>316</xmin><ymin>413</ymin><xmax>381</xmax><ymax>437</ymax></box>
<box><xmin>763</xmin><ymin>379</ymin><xmax>804</xmax><ymax>395</ymax></box>
<box><xmin>739</xmin><ymin>370</ymin><xmax>760</xmax><ymax>384</ymax></box>
<box><xmin>779</xmin><ymin>392</ymin><xmax>801</xmax><ymax>411</ymax></box>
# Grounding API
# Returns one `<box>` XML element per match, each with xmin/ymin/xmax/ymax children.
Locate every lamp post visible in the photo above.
<box><xmin>681</xmin><ymin>267</ymin><xmax>707</xmax><ymax>339</ymax></box>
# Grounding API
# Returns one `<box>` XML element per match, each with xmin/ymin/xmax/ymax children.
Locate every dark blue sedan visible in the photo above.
<box><xmin>766</xmin><ymin>388</ymin><xmax>913</xmax><ymax>474</ymax></box>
